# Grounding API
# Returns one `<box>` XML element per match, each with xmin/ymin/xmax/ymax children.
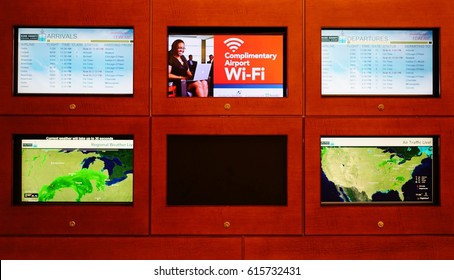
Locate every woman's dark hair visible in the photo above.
<box><xmin>170</xmin><ymin>39</ymin><xmax>185</xmax><ymax>55</ymax></box>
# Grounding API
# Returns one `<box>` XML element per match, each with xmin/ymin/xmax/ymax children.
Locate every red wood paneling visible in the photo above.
<box><xmin>245</xmin><ymin>236</ymin><xmax>454</xmax><ymax>259</ymax></box>
<box><xmin>151</xmin><ymin>116</ymin><xmax>303</xmax><ymax>235</ymax></box>
<box><xmin>0</xmin><ymin>237</ymin><xmax>242</xmax><ymax>260</ymax></box>
<box><xmin>305</xmin><ymin>117</ymin><xmax>454</xmax><ymax>235</ymax></box>
<box><xmin>305</xmin><ymin>0</ymin><xmax>454</xmax><ymax>116</ymax></box>
<box><xmin>151</xmin><ymin>0</ymin><xmax>303</xmax><ymax>116</ymax></box>
<box><xmin>0</xmin><ymin>0</ymin><xmax>149</xmax><ymax>116</ymax></box>
<box><xmin>0</xmin><ymin>0</ymin><xmax>453</xmax><ymax>260</ymax></box>
<box><xmin>0</xmin><ymin>117</ymin><xmax>150</xmax><ymax>235</ymax></box>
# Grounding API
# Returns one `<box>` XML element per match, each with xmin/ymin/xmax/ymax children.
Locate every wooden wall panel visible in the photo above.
<box><xmin>0</xmin><ymin>0</ymin><xmax>453</xmax><ymax>260</ymax></box>
<box><xmin>0</xmin><ymin>0</ymin><xmax>150</xmax><ymax>116</ymax></box>
<box><xmin>305</xmin><ymin>0</ymin><xmax>454</xmax><ymax>116</ymax></box>
<box><xmin>305</xmin><ymin>117</ymin><xmax>454</xmax><ymax>235</ymax></box>
<box><xmin>0</xmin><ymin>116</ymin><xmax>150</xmax><ymax>235</ymax></box>
<box><xmin>151</xmin><ymin>0</ymin><xmax>303</xmax><ymax>115</ymax></box>
<box><xmin>245</xmin><ymin>236</ymin><xmax>454</xmax><ymax>259</ymax></box>
<box><xmin>151</xmin><ymin>116</ymin><xmax>303</xmax><ymax>235</ymax></box>
<box><xmin>0</xmin><ymin>237</ymin><xmax>242</xmax><ymax>260</ymax></box>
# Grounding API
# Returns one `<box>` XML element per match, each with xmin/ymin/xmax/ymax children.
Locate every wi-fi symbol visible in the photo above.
<box><xmin>224</xmin><ymin>38</ymin><xmax>244</xmax><ymax>52</ymax></box>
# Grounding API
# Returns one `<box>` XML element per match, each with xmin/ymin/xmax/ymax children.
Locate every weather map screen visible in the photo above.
<box><xmin>15</xmin><ymin>27</ymin><xmax>134</xmax><ymax>95</ymax></box>
<box><xmin>321</xmin><ymin>137</ymin><xmax>438</xmax><ymax>204</ymax></box>
<box><xmin>168</xmin><ymin>27</ymin><xmax>286</xmax><ymax>97</ymax></box>
<box><xmin>321</xmin><ymin>29</ymin><xmax>439</xmax><ymax>96</ymax></box>
<box><xmin>14</xmin><ymin>135</ymin><xmax>134</xmax><ymax>203</ymax></box>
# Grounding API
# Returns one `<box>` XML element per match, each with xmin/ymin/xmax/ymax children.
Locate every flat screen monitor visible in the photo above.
<box><xmin>167</xmin><ymin>135</ymin><xmax>287</xmax><ymax>205</ymax></box>
<box><xmin>321</xmin><ymin>28</ymin><xmax>440</xmax><ymax>96</ymax></box>
<box><xmin>167</xmin><ymin>27</ymin><xmax>287</xmax><ymax>97</ymax></box>
<box><xmin>14</xmin><ymin>27</ymin><xmax>134</xmax><ymax>95</ymax></box>
<box><xmin>321</xmin><ymin>136</ymin><xmax>438</xmax><ymax>204</ymax></box>
<box><xmin>13</xmin><ymin>135</ymin><xmax>134</xmax><ymax>203</ymax></box>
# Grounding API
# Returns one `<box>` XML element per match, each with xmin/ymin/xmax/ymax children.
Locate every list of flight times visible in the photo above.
<box><xmin>16</xmin><ymin>28</ymin><xmax>133</xmax><ymax>94</ymax></box>
<box><xmin>321</xmin><ymin>29</ymin><xmax>435</xmax><ymax>95</ymax></box>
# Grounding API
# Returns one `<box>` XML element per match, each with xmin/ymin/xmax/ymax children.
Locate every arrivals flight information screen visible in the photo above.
<box><xmin>15</xmin><ymin>27</ymin><xmax>134</xmax><ymax>95</ymax></box>
<box><xmin>321</xmin><ymin>29</ymin><xmax>439</xmax><ymax>96</ymax></box>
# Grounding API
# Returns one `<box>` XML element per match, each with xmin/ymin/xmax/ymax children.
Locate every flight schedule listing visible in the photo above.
<box><xmin>321</xmin><ymin>29</ymin><xmax>436</xmax><ymax>96</ymax></box>
<box><xmin>16</xmin><ymin>27</ymin><xmax>134</xmax><ymax>94</ymax></box>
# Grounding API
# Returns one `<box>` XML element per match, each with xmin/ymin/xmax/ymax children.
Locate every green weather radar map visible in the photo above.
<box><xmin>321</xmin><ymin>137</ymin><xmax>436</xmax><ymax>204</ymax></box>
<box><xmin>17</xmin><ymin>136</ymin><xmax>133</xmax><ymax>203</ymax></box>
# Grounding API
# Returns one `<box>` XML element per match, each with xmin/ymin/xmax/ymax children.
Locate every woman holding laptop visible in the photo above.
<box><xmin>168</xmin><ymin>39</ymin><xmax>209</xmax><ymax>97</ymax></box>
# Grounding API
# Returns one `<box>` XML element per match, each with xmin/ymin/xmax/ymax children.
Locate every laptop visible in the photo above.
<box><xmin>188</xmin><ymin>63</ymin><xmax>211</xmax><ymax>81</ymax></box>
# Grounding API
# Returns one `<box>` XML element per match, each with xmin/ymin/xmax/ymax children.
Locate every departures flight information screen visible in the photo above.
<box><xmin>321</xmin><ymin>29</ymin><xmax>438</xmax><ymax>96</ymax></box>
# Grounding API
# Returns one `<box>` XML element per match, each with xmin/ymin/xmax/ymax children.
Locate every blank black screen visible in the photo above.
<box><xmin>167</xmin><ymin>135</ymin><xmax>287</xmax><ymax>206</ymax></box>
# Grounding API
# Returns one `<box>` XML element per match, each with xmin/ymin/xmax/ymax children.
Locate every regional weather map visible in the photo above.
<box><xmin>321</xmin><ymin>137</ymin><xmax>435</xmax><ymax>204</ymax></box>
<box><xmin>18</xmin><ymin>136</ymin><xmax>133</xmax><ymax>203</ymax></box>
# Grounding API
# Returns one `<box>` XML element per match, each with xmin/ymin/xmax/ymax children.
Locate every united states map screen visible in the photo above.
<box><xmin>321</xmin><ymin>137</ymin><xmax>438</xmax><ymax>204</ymax></box>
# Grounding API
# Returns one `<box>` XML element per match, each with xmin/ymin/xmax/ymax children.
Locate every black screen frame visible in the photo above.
<box><xmin>166</xmin><ymin>134</ymin><xmax>288</xmax><ymax>206</ymax></box>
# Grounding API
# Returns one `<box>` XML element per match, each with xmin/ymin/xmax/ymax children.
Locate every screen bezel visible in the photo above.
<box><xmin>167</xmin><ymin>26</ymin><xmax>288</xmax><ymax>98</ymax></box>
<box><xmin>320</xmin><ymin>27</ymin><xmax>440</xmax><ymax>97</ymax></box>
<box><xmin>166</xmin><ymin>134</ymin><xmax>288</xmax><ymax>206</ymax></box>
<box><xmin>13</xmin><ymin>134</ymin><xmax>134</xmax><ymax>205</ymax></box>
<box><xmin>320</xmin><ymin>135</ymin><xmax>440</xmax><ymax>205</ymax></box>
<box><xmin>13</xmin><ymin>26</ymin><xmax>135</xmax><ymax>96</ymax></box>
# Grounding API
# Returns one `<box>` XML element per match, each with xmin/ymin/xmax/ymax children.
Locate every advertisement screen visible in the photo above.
<box><xmin>168</xmin><ymin>27</ymin><xmax>286</xmax><ymax>97</ymax></box>
<box><xmin>15</xmin><ymin>27</ymin><xmax>134</xmax><ymax>95</ymax></box>
<box><xmin>14</xmin><ymin>135</ymin><xmax>134</xmax><ymax>203</ymax></box>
